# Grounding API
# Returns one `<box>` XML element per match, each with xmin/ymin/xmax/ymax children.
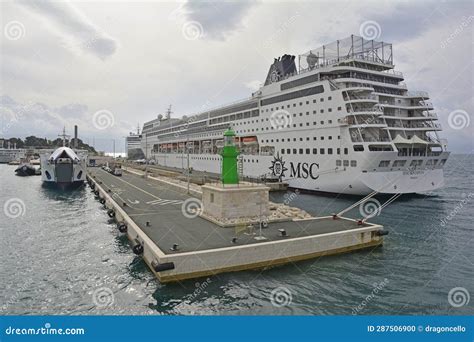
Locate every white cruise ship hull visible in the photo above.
<box><xmin>153</xmin><ymin>151</ymin><xmax>448</xmax><ymax>195</ymax></box>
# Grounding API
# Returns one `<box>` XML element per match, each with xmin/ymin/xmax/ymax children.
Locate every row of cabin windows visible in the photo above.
<box><xmin>264</xmin><ymin>136</ymin><xmax>340</xmax><ymax>143</ymax></box>
<box><xmin>263</xmin><ymin>106</ymin><xmax>343</xmax><ymax>114</ymax></box>
<box><xmin>209</xmin><ymin>109</ymin><xmax>259</xmax><ymax>125</ymax></box>
<box><xmin>292</xmin><ymin>109</ymin><xmax>341</xmax><ymax>116</ymax></box>
<box><xmin>281</xmin><ymin>147</ymin><xmax>349</xmax><ymax>155</ymax></box>
<box><xmin>336</xmin><ymin>160</ymin><xmax>358</xmax><ymax>167</ymax></box>
<box><xmin>193</xmin><ymin>156</ymin><xmax>220</xmax><ymax>161</ymax></box>
<box><xmin>292</xmin><ymin>120</ymin><xmax>333</xmax><ymax>128</ymax></box>
<box><xmin>378</xmin><ymin>159</ymin><xmax>447</xmax><ymax>168</ymax></box>
<box><xmin>192</xmin><ymin>155</ymin><xmax>260</xmax><ymax>163</ymax></box>
<box><xmin>237</xmin><ymin>119</ymin><xmax>336</xmax><ymax>134</ymax></box>
<box><xmin>262</xmin><ymin>96</ymin><xmax>334</xmax><ymax>112</ymax></box>
<box><xmin>236</xmin><ymin>117</ymin><xmax>334</xmax><ymax>125</ymax></box>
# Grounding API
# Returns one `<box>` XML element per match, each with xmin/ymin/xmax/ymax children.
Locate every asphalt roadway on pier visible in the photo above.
<box><xmin>88</xmin><ymin>168</ymin><xmax>371</xmax><ymax>255</ymax></box>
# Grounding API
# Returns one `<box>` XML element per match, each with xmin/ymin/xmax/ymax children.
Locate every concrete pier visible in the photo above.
<box><xmin>87</xmin><ymin>168</ymin><xmax>385</xmax><ymax>283</ymax></box>
<box><xmin>130</xmin><ymin>162</ymin><xmax>289</xmax><ymax>191</ymax></box>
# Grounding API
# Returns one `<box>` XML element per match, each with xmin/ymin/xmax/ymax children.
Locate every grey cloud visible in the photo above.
<box><xmin>362</xmin><ymin>0</ymin><xmax>473</xmax><ymax>42</ymax></box>
<box><xmin>17</xmin><ymin>0</ymin><xmax>118</xmax><ymax>59</ymax></box>
<box><xmin>0</xmin><ymin>96</ymin><xmax>131</xmax><ymax>152</ymax></box>
<box><xmin>56</xmin><ymin>103</ymin><xmax>89</xmax><ymax>119</ymax></box>
<box><xmin>184</xmin><ymin>0</ymin><xmax>258</xmax><ymax>40</ymax></box>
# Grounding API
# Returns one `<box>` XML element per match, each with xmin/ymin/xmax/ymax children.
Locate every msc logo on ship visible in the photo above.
<box><xmin>269</xmin><ymin>154</ymin><xmax>320</xmax><ymax>181</ymax></box>
<box><xmin>269</xmin><ymin>153</ymin><xmax>288</xmax><ymax>181</ymax></box>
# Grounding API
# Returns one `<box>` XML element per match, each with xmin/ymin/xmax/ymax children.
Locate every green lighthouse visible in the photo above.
<box><xmin>221</xmin><ymin>128</ymin><xmax>239</xmax><ymax>184</ymax></box>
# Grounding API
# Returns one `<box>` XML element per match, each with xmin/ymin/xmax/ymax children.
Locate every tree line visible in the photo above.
<box><xmin>2</xmin><ymin>136</ymin><xmax>97</xmax><ymax>153</ymax></box>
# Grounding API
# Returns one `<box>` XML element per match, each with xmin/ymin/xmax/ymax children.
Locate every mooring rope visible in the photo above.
<box><xmin>337</xmin><ymin>190</ymin><xmax>379</xmax><ymax>216</ymax></box>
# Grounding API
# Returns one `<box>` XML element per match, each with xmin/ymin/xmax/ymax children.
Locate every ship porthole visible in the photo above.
<box><xmin>45</xmin><ymin>170</ymin><xmax>51</xmax><ymax>180</ymax></box>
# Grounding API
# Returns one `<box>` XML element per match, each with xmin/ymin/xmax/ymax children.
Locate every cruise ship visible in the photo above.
<box><xmin>125</xmin><ymin>125</ymin><xmax>144</xmax><ymax>160</ymax></box>
<box><xmin>139</xmin><ymin>35</ymin><xmax>449</xmax><ymax>195</ymax></box>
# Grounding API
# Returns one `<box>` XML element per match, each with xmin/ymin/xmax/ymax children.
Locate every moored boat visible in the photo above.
<box><xmin>40</xmin><ymin>128</ymin><xmax>88</xmax><ymax>189</ymax></box>
<box><xmin>14</xmin><ymin>163</ymin><xmax>37</xmax><ymax>176</ymax></box>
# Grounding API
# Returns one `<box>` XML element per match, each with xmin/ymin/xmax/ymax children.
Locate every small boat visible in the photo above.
<box><xmin>15</xmin><ymin>164</ymin><xmax>37</xmax><ymax>176</ymax></box>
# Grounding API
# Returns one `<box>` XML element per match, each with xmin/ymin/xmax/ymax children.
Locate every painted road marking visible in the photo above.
<box><xmin>146</xmin><ymin>199</ymin><xmax>183</xmax><ymax>206</ymax></box>
<box><xmin>107</xmin><ymin>170</ymin><xmax>182</xmax><ymax>201</ymax></box>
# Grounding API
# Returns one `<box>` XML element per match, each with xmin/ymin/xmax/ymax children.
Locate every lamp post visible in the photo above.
<box><xmin>186</xmin><ymin>137</ymin><xmax>191</xmax><ymax>194</ymax></box>
<box><xmin>145</xmin><ymin>133</ymin><xmax>148</xmax><ymax>178</ymax></box>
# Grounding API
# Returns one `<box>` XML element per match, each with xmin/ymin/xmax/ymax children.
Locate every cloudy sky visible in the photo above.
<box><xmin>0</xmin><ymin>0</ymin><xmax>472</xmax><ymax>153</ymax></box>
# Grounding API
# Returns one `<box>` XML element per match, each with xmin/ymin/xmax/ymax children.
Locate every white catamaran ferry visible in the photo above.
<box><xmin>139</xmin><ymin>35</ymin><xmax>449</xmax><ymax>195</ymax></box>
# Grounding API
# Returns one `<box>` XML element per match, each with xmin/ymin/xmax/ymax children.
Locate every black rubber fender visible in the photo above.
<box><xmin>132</xmin><ymin>239</ymin><xmax>143</xmax><ymax>255</ymax></box>
<box><xmin>107</xmin><ymin>209</ymin><xmax>115</xmax><ymax>218</ymax></box>
<box><xmin>117</xmin><ymin>222</ymin><xmax>127</xmax><ymax>233</ymax></box>
<box><xmin>151</xmin><ymin>260</ymin><xmax>175</xmax><ymax>272</ymax></box>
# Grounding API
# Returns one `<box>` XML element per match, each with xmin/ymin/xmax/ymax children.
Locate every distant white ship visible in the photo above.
<box><xmin>40</xmin><ymin>128</ymin><xmax>87</xmax><ymax>189</ymax></box>
<box><xmin>139</xmin><ymin>35</ymin><xmax>450</xmax><ymax>195</ymax></box>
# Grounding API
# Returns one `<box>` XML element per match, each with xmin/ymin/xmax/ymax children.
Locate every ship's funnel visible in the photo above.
<box><xmin>74</xmin><ymin>125</ymin><xmax>78</xmax><ymax>149</ymax></box>
<box><xmin>264</xmin><ymin>54</ymin><xmax>297</xmax><ymax>86</ymax></box>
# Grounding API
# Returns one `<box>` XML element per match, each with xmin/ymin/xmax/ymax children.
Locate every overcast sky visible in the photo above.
<box><xmin>1</xmin><ymin>0</ymin><xmax>472</xmax><ymax>153</ymax></box>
